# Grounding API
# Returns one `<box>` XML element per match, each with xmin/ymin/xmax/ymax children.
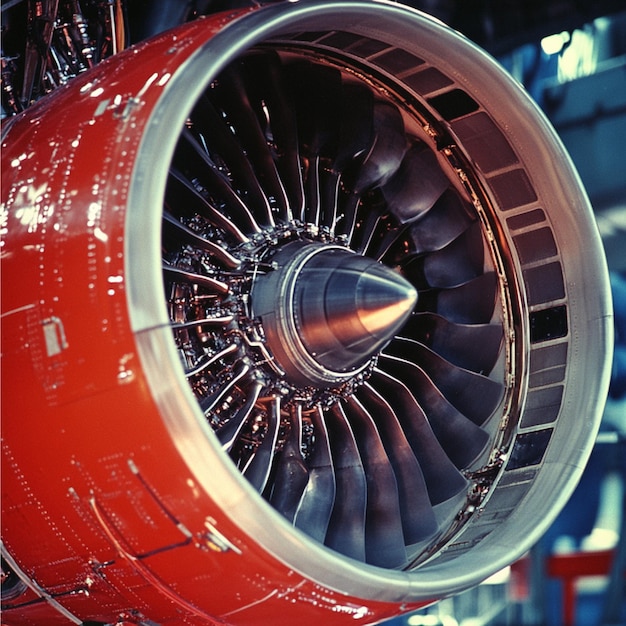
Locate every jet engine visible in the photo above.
<box><xmin>1</xmin><ymin>1</ymin><xmax>613</xmax><ymax>625</ymax></box>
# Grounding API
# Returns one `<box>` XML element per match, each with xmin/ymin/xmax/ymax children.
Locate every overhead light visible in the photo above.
<box><xmin>541</xmin><ymin>31</ymin><xmax>570</xmax><ymax>55</ymax></box>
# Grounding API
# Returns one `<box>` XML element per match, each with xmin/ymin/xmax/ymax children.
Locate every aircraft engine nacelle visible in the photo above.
<box><xmin>1</xmin><ymin>2</ymin><xmax>613</xmax><ymax>625</ymax></box>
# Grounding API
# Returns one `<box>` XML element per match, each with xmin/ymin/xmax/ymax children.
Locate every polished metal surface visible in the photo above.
<box><xmin>293</xmin><ymin>246</ymin><xmax>417</xmax><ymax>370</ymax></box>
<box><xmin>252</xmin><ymin>242</ymin><xmax>417</xmax><ymax>383</ymax></box>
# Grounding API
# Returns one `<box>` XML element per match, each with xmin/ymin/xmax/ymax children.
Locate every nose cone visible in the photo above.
<box><xmin>355</xmin><ymin>263</ymin><xmax>418</xmax><ymax>338</ymax></box>
<box><xmin>295</xmin><ymin>249</ymin><xmax>417</xmax><ymax>372</ymax></box>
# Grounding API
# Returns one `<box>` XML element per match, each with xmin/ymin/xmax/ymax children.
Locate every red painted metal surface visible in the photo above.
<box><xmin>0</xmin><ymin>11</ymin><xmax>429</xmax><ymax>626</ymax></box>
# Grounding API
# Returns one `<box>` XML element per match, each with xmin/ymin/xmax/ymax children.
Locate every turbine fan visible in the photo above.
<box><xmin>162</xmin><ymin>50</ymin><xmax>507</xmax><ymax>569</ymax></box>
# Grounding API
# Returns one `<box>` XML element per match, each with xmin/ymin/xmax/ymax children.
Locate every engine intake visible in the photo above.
<box><xmin>1</xmin><ymin>2</ymin><xmax>613</xmax><ymax>625</ymax></box>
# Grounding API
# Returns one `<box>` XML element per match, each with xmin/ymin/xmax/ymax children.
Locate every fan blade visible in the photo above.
<box><xmin>243</xmin><ymin>396</ymin><xmax>281</xmax><ymax>493</ymax></box>
<box><xmin>339</xmin><ymin>100</ymin><xmax>407</xmax><ymax>239</ymax></box>
<box><xmin>352</xmin><ymin>199</ymin><xmax>407</xmax><ymax>259</ymax></box>
<box><xmin>435</xmin><ymin>271</ymin><xmax>498</xmax><ymax>325</ymax></box>
<box><xmin>190</xmin><ymin>93</ymin><xmax>274</xmax><ymax>227</ymax></box>
<box><xmin>355</xmin><ymin>141</ymin><xmax>449</xmax><ymax>254</ymax></box>
<box><xmin>382</xmin><ymin>188</ymin><xmax>476</xmax><ymax>265</ymax></box>
<box><xmin>320</xmin><ymin>82</ymin><xmax>376</xmax><ymax>231</ymax></box>
<box><xmin>353</xmin><ymin>198</ymin><xmax>384</xmax><ymax>255</ymax></box>
<box><xmin>211</xmin><ymin>60</ymin><xmax>295</xmax><ymax>226</ymax></box>
<box><xmin>418</xmin><ymin>221</ymin><xmax>484</xmax><ymax>288</ymax></box>
<box><xmin>343</xmin><ymin>396</ymin><xmax>407</xmax><ymax>568</ymax></box>
<box><xmin>305</xmin><ymin>154</ymin><xmax>322</xmax><ymax>226</ymax></box>
<box><xmin>293</xmin><ymin>406</ymin><xmax>336</xmax><ymax>544</ymax></box>
<box><xmin>386</xmin><ymin>338</ymin><xmax>504</xmax><ymax>426</ymax></box>
<box><xmin>165</xmin><ymin>169</ymin><xmax>249</xmax><ymax>244</ymax></box>
<box><xmin>368</xmin><ymin>219</ymin><xmax>409</xmax><ymax>262</ymax></box>
<box><xmin>378</xmin><ymin>355</ymin><xmax>489</xmax><ymax>468</ymax></box>
<box><xmin>289</xmin><ymin>61</ymin><xmax>342</xmax><ymax>226</ymax></box>
<box><xmin>229</xmin><ymin>53</ymin><xmax>298</xmax><ymax>221</ymax></box>
<box><xmin>400</xmin><ymin>222</ymin><xmax>484</xmax><ymax>289</ymax></box>
<box><xmin>270</xmin><ymin>404</ymin><xmax>310</xmax><ymax>522</ymax></box>
<box><xmin>381</xmin><ymin>141</ymin><xmax>449</xmax><ymax>225</ymax></box>
<box><xmin>162</xmin><ymin>210</ymin><xmax>241</xmax><ymax>269</ymax></box>
<box><xmin>216</xmin><ymin>380</ymin><xmax>264</xmax><ymax>452</ymax></box>
<box><xmin>242</xmin><ymin>51</ymin><xmax>303</xmax><ymax>221</ymax></box>
<box><xmin>370</xmin><ymin>369</ymin><xmax>467</xmax><ymax>505</ymax></box>
<box><xmin>177</xmin><ymin>128</ymin><xmax>262</xmax><ymax>235</ymax></box>
<box><xmin>399</xmin><ymin>312</ymin><xmax>503</xmax><ymax>374</ymax></box>
<box><xmin>350</xmin><ymin>101</ymin><xmax>407</xmax><ymax>191</ymax></box>
<box><xmin>319</xmin><ymin>168</ymin><xmax>342</xmax><ymax>231</ymax></box>
<box><xmin>324</xmin><ymin>403</ymin><xmax>367</xmax><ymax>563</ymax></box>
<box><xmin>357</xmin><ymin>383</ymin><xmax>438</xmax><ymax>544</ymax></box>
<box><xmin>334</xmin><ymin>83</ymin><xmax>376</xmax><ymax>174</ymax></box>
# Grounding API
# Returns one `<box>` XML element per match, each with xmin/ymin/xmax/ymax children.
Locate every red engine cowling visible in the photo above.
<box><xmin>1</xmin><ymin>2</ymin><xmax>613</xmax><ymax>625</ymax></box>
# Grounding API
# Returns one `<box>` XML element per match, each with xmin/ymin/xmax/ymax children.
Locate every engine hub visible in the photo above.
<box><xmin>251</xmin><ymin>240</ymin><xmax>417</xmax><ymax>386</ymax></box>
